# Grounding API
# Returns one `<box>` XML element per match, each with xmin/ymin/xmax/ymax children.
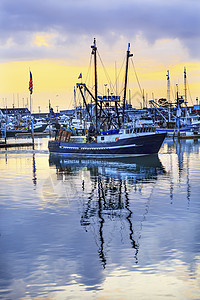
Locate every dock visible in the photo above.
<box><xmin>0</xmin><ymin>141</ymin><xmax>34</xmax><ymax>149</ymax></box>
<box><xmin>178</xmin><ymin>134</ymin><xmax>200</xmax><ymax>140</ymax></box>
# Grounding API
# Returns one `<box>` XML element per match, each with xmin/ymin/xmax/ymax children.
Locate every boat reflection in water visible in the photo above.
<box><xmin>49</xmin><ymin>154</ymin><xmax>165</xmax><ymax>267</ymax></box>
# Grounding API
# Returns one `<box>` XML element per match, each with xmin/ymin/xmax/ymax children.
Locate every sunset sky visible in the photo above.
<box><xmin>0</xmin><ymin>0</ymin><xmax>200</xmax><ymax>112</ymax></box>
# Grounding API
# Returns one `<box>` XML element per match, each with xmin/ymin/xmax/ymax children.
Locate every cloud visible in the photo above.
<box><xmin>0</xmin><ymin>0</ymin><xmax>200</xmax><ymax>61</ymax></box>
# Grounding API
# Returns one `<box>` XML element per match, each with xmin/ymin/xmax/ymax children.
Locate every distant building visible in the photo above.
<box><xmin>0</xmin><ymin>107</ymin><xmax>30</xmax><ymax>116</ymax></box>
<box><xmin>32</xmin><ymin>112</ymin><xmax>50</xmax><ymax>119</ymax></box>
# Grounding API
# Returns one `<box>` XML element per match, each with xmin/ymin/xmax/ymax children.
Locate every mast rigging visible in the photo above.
<box><xmin>122</xmin><ymin>43</ymin><xmax>133</xmax><ymax>125</ymax></box>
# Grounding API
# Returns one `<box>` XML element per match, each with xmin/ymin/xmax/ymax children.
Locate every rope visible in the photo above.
<box><xmin>130</xmin><ymin>58</ymin><xmax>143</xmax><ymax>96</ymax></box>
<box><xmin>186</xmin><ymin>78</ymin><xmax>194</xmax><ymax>106</ymax></box>
<box><xmin>97</xmin><ymin>50</ymin><xmax>115</xmax><ymax>94</ymax></box>
<box><xmin>85</xmin><ymin>54</ymin><xmax>93</xmax><ymax>85</ymax></box>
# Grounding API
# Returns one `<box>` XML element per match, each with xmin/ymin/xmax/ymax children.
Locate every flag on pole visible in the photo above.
<box><xmin>29</xmin><ymin>71</ymin><xmax>33</xmax><ymax>94</ymax></box>
<box><xmin>78</xmin><ymin>73</ymin><xmax>82</xmax><ymax>79</ymax></box>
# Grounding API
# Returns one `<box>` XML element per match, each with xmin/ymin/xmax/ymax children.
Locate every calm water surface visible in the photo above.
<box><xmin>0</xmin><ymin>138</ymin><xmax>199</xmax><ymax>299</ymax></box>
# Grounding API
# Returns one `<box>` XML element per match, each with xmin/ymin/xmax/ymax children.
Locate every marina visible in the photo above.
<box><xmin>1</xmin><ymin>0</ymin><xmax>200</xmax><ymax>298</ymax></box>
<box><xmin>0</xmin><ymin>137</ymin><xmax>199</xmax><ymax>299</ymax></box>
<box><xmin>1</xmin><ymin>68</ymin><xmax>199</xmax><ymax>298</ymax></box>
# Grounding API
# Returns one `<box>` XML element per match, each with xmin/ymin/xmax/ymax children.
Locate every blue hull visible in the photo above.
<box><xmin>48</xmin><ymin>133</ymin><xmax>166</xmax><ymax>158</ymax></box>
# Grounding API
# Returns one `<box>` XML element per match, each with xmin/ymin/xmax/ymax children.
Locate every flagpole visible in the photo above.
<box><xmin>30</xmin><ymin>93</ymin><xmax>31</xmax><ymax>114</ymax></box>
<box><xmin>29</xmin><ymin>69</ymin><xmax>33</xmax><ymax>114</ymax></box>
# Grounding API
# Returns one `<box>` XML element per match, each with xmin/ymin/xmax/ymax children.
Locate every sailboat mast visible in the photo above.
<box><xmin>91</xmin><ymin>38</ymin><xmax>98</xmax><ymax>132</ymax></box>
<box><xmin>122</xmin><ymin>43</ymin><xmax>133</xmax><ymax>125</ymax></box>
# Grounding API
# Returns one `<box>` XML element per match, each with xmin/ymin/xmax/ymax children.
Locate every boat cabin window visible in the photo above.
<box><xmin>101</xmin><ymin>137</ymin><xmax>104</xmax><ymax>140</ymax></box>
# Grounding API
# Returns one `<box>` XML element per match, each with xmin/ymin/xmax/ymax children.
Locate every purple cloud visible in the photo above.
<box><xmin>0</xmin><ymin>0</ymin><xmax>199</xmax><ymax>60</ymax></box>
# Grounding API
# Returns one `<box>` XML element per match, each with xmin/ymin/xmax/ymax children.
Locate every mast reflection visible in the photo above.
<box><xmin>32</xmin><ymin>153</ymin><xmax>37</xmax><ymax>186</ymax></box>
<box><xmin>166</xmin><ymin>139</ymin><xmax>199</xmax><ymax>204</ymax></box>
<box><xmin>49</xmin><ymin>154</ymin><xmax>165</xmax><ymax>267</ymax></box>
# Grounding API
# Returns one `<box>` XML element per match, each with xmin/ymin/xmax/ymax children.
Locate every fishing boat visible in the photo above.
<box><xmin>154</xmin><ymin>68</ymin><xmax>199</xmax><ymax>137</ymax></box>
<box><xmin>48</xmin><ymin>39</ymin><xmax>166</xmax><ymax>158</ymax></box>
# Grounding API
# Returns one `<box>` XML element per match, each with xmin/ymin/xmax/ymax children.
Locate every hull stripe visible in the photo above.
<box><xmin>60</xmin><ymin>143</ymin><xmax>142</xmax><ymax>150</ymax></box>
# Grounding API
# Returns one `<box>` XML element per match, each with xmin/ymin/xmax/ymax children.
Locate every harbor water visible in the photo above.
<box><xmin>0</xmin><ymin>138</ymin><xmax>200</xmax><ymax>299</ymax></box>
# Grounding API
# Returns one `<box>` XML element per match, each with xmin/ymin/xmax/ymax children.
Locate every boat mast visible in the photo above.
<box><xmin>91</xmin><ymin>38</ymin><xmax>98</xmax><ymax>132</ymax></box>
<box><xmin>122</xmin><ymin>43</ymin><xmax>133</xmax><ymax>126</ymax></box>
<box><xmin>175</xmin><ymin>84</ymin><xmax>183</xmax><ymax>137</ymax></box>
<box><xmin>74</xmin><ymin>86</ymin><xmax>77</xmax><ymax>119</ymax></box>
<box><xmin>184</xmin><ymin>67</ymin><xmax>187</xmax><ymax>105</ymax></box>
<box><xmin>167</xmin><ymin>70</ymin><xmax>171</xmax><ymax>122</ymax></box>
